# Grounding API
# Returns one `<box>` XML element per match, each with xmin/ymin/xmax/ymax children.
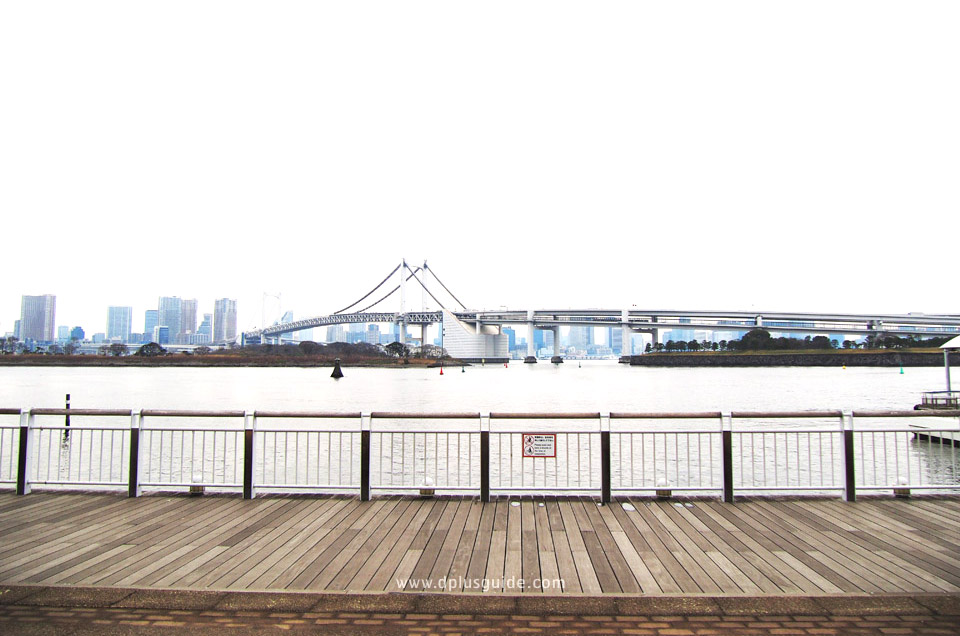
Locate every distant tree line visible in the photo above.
<box><xmin>644</xmin><ymin>329</ymin><xmax>954</xmax><ymax>354</ymax></box>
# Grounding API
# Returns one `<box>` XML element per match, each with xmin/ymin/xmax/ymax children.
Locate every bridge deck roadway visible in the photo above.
<box><xmin>1</xmin><ymin>492</ymin><xmax>959</xmax><ymax>633</ymax></box>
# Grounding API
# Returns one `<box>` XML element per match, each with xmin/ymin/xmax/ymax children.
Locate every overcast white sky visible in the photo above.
<box><xmin>2</xmin><ymin>1</ymin><xmax>958</xmax><ymax>336</ymax></box>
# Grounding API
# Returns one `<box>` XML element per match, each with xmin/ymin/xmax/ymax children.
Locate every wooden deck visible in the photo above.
<box><xmin>1</xmin><ymin>492</ymin><xmax>959</xmax><ymax>595</ymax></box>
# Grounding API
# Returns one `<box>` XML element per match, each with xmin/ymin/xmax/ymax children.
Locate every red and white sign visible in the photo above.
<box><xmin>522</xmin><ymin>433</ymin><xmax>556</xmax><ymax>458</ymax></box>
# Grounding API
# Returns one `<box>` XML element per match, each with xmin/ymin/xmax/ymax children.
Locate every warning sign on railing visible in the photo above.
<box><xmin>522</xmin><ymin>433</ymin><xmax>556</xmax><ymax>458</ymax></box>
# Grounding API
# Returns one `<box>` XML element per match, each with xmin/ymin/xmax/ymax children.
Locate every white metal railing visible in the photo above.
<box><xmin>138</xmin><ymin>410</ymin><xmax>245</xmax><ymax>490</ymax></box>
<box><xmin>1</xmin><ymin>407</ymin><xmax>958</xmax><ymax>501</ymax></box>
<box><xmin>490</xmin><ymin>413</ymin><xmax>601</xmax><ymax>493</ymax></box>
<box><xmin>369</xmin><ymin>413</ymin><xmax>480</xmax><ymax>492</ymax></box>
<box><xmin>853</xmin><ymin>410</ymin><xmax>960</xmax><ymax>491</ymax></box>
<box><xmin>0</xmin><ymin>410</ymin><xmax>23</xmax><ymax>485</ymax></box>
<box><xmin>253</xmin><ymin>412</ymin><xmax>361</xmax><ymax>491</ymax></box>
<box><xmin>27</xmin><ymin>409</ymin><xmax>130</xmax><ymax>488</ymax></box>
<box><xmin>611</xmin><ymin>413</ymin><xmax>722</xmax><ymax>493</ymax></box>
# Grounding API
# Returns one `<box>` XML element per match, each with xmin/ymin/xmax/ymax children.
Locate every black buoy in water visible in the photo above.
<box><xmin>461</xmin><ymin>365</ymin><xmax>465</xmax><ymax>373</ymax></box>
<box><xmin>331</xmin><ymin>358</ymin><xmax>344</xmax><ymax>379</ymax></box>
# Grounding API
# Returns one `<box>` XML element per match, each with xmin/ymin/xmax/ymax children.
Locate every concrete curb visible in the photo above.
<box><xmin>2</xmin><ymin>585</ymin><xmax>959</xmax><ymax>616</ymax></box>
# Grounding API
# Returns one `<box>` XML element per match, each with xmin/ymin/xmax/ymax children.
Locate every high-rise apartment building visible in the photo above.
<box><xmin>153</xmin><ymin>325</ymin><xmax>170</xmax><ymax>345</ymax></box>
<box><xmin>158</xmin><ymin>297</ymin><xmax>182</xmax><ymax>341</ymax></box>
<box><xmin>607</xmin><ymin>327</ymin><xmax>623</xmax><ymax>355</ymax></box>
<box><xmin>107</xmin><ymin>306</ymin><xmax>133</xmax><ymax>342</ymax></box>
<box><xmin>20</xmin><ymin>295</ymin><xmax>56</xmax><ymax>343</ymax></box>
<box><xmin>213</xmin><ymin>298</ymin><xmax>237</xmax><ymax>343</ymax></box>
<box><xmin>326</xmin><ymin>325</ymin><xmax>345</xmax><ymax>343</ymax></box>
<box><xmin>144</xmin><ymin>310</ymin><xmax>159</xmax><ymax>341</ymax></box>
<box><xmin>197</xmin><ymin>314</ymin><xmax>213</xmax><ymax>339</ymax></box>
<box><xmin>180</xmin><ymin>299</ymin><xmax>198</xmax><ymax>342</ymax></box>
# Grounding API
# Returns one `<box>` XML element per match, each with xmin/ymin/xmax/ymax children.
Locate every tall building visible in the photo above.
<box><xmin>533</xmin><ymin>329</ymin><xmax>554</xmax><ymax>351</ymax></box>
<box><xmin>197</xmin><ymin>314</ymin><xmax>213</xmax><ymax>339</ymax></box>
<box><xmin>326</xmin><ymin>325</ymin><xmax>345</xmax><ymax>343</ymax></box>
<box><xmin>20</xmin><ymin>295</ymin><xmax>56</xmax><ymax>343</ymax></box>
<box><xmin>180</xmin><ymin>299</ymin><xmax>198</xmax><ymax>342</ymax></box>
<box><xmin>57</xmin><ymin>326</ymin><xmax>71</xmax><ymax>343</ymax></box>
<box><xmin>153</xmin><ymin>325</ymin><xmax>170</xmax><ymax>345</ymax></box>
<box><xmin>607</xmin><ymin>327</ymin><xmax>623</xmax><ymax>355</ymax></box>
<box><xmin>144</xmin><ymin>310</ymin><xmax>159</xmax><ymax>341</ymax></box>
<box><xmin>213</xmin><ymin>298</ymin><xmax>237</xmax><ymax>343</ymax></box>
<box><xmin>158</xmin><ymin>296</ymin><xmax>182</xmax><ymax>342</ymax></box>
<box><xmin>568</xmin><ymin>326</ymin><xmax>593</xmax><ymax>349</ymax></box>
<box><xmin>107</xmin><ymin>306</ymin><xmax>133</xmax><ymax>342</ymax></box>
<box><xmin>503</xmin><ymin>327</ymin><xmax>517</xmax><ymax>351</ymax></box>
<box><xmin>347</xmin><ymin>323</ymin><xmax>365</xmax><ymax>344</ymax></box>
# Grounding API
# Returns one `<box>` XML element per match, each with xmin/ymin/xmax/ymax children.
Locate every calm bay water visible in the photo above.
<box><xmin>0</xmin><ymin>363</ymin><xmax>957</xmax><ymax>493</ymax></box>
<box><xmin>0</xmin><ymin>361</ymin><xmax>948</xmax><ymax>412</ymax></box>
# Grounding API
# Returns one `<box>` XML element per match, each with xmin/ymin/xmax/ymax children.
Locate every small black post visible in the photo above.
<box><xmin>481</xmin><ymin>430</ymin><xmax>490</xmax><ymax>503</ymax></box>
<box><xmin>601</xmin><ymin>429</ymin><xmax>611</xmax><ymax>504</ymax></box>
<box><xmin>64</xmin><ymin>394</ymin><xmax>71</xmax><ymax>428</ymax></box>
<box><xmin>842</xmin><ymin>414</ymin><xmax>856</xmax><ymax>502</ymax></box>
<box><xmin>360</xmin><ymin>427</ymin><xmax>371</xmax><ymax>502</ymax></box>
<box><xmin>16</xmin><ymin>411</ymin><xmax>30</xmax><ymax>495</ymax></box>
<box><xmin>722</xmin><ymin>428</ymin><xmax>734</xmax><ymax>503</ymax></box>
<box><xmin>128</xmin><ymin>412</ymin><xmax>140</xmax><ymax>498</ymax></box>
<box><xmin>243</xmin><ymin>413</ymin><xmax>255</xmax><ymax>499</ymax></box>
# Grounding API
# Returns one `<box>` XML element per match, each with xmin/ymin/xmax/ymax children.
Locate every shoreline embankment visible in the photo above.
<box><xmin>629</xmin><ymin>350</ymin><xmax>958</xmax><ymax>367</ymax></box>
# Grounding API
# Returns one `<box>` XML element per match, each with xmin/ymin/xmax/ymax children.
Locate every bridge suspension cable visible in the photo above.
<box><xmin>405</xmin><ymin>263</ymin><xmax>449</xmax><ymax>312</ymax></box>
<box><xmin>424</xmin><ymin>264</ymin><xmax>467</xmax><ymax>310</ymax></box>
<box><xmin>356</xmin><ymin>267</ymin><xmax>421</xmax><ymax>313</ymax></box>
<box><xmin>332</xmin><ymin>263</ymin><xmax>402</xmax><ymax>315</ymax></box>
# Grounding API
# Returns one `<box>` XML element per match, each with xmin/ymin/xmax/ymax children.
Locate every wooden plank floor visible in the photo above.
<box><xmin>1</xmin><ymin>492</ymin><xmax>958</xmax><ymax>595</ymax></box>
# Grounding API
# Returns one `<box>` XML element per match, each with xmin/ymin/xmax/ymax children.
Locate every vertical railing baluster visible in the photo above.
<box><xmin>722</xmin><ymin>412</ymin><xmax>734</xmax><ymax>503</ymax></box>
<box><xmin>360</xmin><ymin>413</ymin><xmax>371</xmax><ymax>501</ymax></box>
<box><xmin>16</xmin><ymin>410</ymin><xmax>32</xmax><ymax>495</ymax></box>
<box><xmin>842</xmin><ymin>411</ymin><xmax>856</xmax><ymax>502</ymax></box>
<box><xmin>481</xmin><ymin>414</ymin><xmax>490</xmax><ymax>502</ymax></box>
<box><xmin>129</xmin><ymin>410</ymin><xmax>142</xmax><ymax>497</ymax></box>
<box><xmin>243</xmin><ymin>411</ymin><xmax>256</xmax><ymax>499</ymax></box>
<box><xmin>600</xmin><ymin>414</ymin><xmax>610</xmax><ymax>504</ymax></box>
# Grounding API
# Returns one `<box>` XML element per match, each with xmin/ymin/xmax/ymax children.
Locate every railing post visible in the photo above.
<box><xmin>16</xmin><ymin>410</ymin><xmax>32</xmax><ymax>496</ymax></box>
<box><xmin>841</xmin><ymin>410</ymin><xmax>856</xmax><ymax>502</ymax></box>
<box><xmin>243</xmin><ymin>411</ymin><xmax>256</xmax><ymax>500</ymax></box>
<box><xmin>128</xmin><ymin>410</ymin><xmax>142</xmax><ymax>497</ymax></box>
<box><xmin>721</xmin><ymin>412</ymin><xmax>734</xmax><ymax>503</ymax></box>
<box><xmin>600</xmin><ymin>413</ymin><xmax>611</xmax><ymax>504</ymax></box>
<box><xmin>480</xmin><ymin>414</ymin><xmax>490</xmax><ymax>503</ymax></box>
<box><xmin>360</xmin><ymin>413</ymin><xmax>371</xmax><ymax>502</ymax></box>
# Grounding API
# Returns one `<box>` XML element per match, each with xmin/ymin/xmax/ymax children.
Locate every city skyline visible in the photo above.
<box><xmin>2</xmin><ymin>3</ymin><xmax>958</xmax><ymax>335</ymax></box>
<box><xmin>5</xmin><ymin>294</ymin><xmax>237</xmax><ymax>346</ymax></box>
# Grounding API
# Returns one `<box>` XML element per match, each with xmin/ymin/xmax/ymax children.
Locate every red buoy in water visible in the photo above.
<box><xmin>439</xmin><ymin>365</ymin><xmax>444</xmax><ymax>375</ymax></box>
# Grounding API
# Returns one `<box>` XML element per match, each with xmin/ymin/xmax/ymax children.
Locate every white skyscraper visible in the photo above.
<box><xmin>107</xmin><ymin>306</ymin><xmax>133</xmax><ymax>342</ymax></box>
<box><xmin>214</xmin><ymin>298</ymin><xmax>238</xmax><ymax>343</ymax></box>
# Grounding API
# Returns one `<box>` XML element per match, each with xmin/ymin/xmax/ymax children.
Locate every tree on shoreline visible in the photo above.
<box><xmin>652</xmin><ymin>328</ymin><xmax>951</xmax><ymax>353</ymax></box>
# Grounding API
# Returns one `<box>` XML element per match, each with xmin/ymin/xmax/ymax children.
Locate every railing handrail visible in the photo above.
<box><xmin>4</xmin><ymin>407</ymin><xmax>960</xmax><ymax>419</ymax></box>
<box><xmin>29</xmin><ymin>408</ymin><xmax>133</xmax><ymax>417</ymax></box>
<box><xmin>141</xmin><ymin>409</ymin><xmax>246</xmax><ymax>418</ymax></box>
<box><xmin>254</xmin><ymin>411</ymin><xmax>362</xmax><ymax>419</ymax></box>
<box><xmin>490</xmin><ymin>412</ymin><xmax>600</xmax><ymax>419</ymax></box>
<box><xmin>371</xmin><ymin>412</ymin><xmax>481</xmax><ymax>419</ymax></box>
<box><xmin>854</xmin><ymin>409</ymin><xmax>960</xmax><ymax>417</ymax></box>
<box><xmin>611</xmin><ymin>411</ymin><xmax>722</xmax><ymax>419</ymax></box>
